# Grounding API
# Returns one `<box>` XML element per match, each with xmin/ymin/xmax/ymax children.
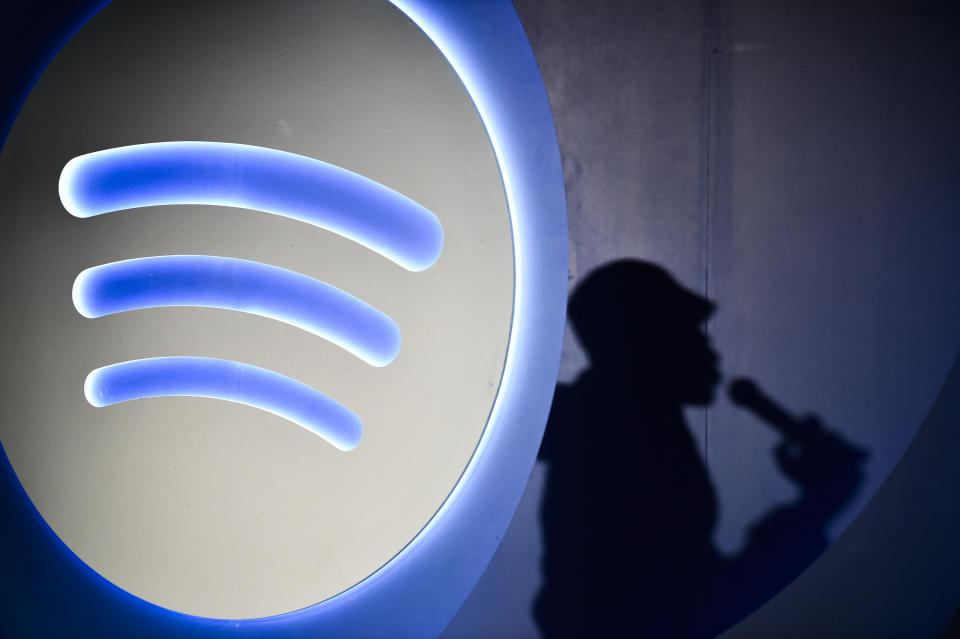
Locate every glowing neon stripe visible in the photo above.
<box><xmin>85</xmin><ymin>357</ymin><xmax>362</xmax><ymax>451</ymax></box>
<box><xmin>73</xmin><ymin>256</ymin><xmax>401</xmax><ymax>368</ymax></box>
<box><xmin>59</xmin><ymin>142</ymin><xmax>444</xmax><ymax>272</ymax></box>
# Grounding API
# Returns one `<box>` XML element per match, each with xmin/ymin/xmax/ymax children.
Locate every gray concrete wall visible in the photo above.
<box><xmin>445</xmin><ymin>0</ymin><xmax>960</xmax><ymax>636</ymax></box>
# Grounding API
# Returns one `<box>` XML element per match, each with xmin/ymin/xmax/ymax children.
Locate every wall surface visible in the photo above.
<box><xmin>445</xmin><ymin>0</ymin><xmax>960</xmax><ymax>636</ymax></box>
<box><xmin>2</xmin><ymin>1</ymin><xmax>959</xmax><ymax>637</ymax></box>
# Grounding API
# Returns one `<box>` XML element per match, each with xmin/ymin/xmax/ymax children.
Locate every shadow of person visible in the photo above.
<box><xmin>534</xmin><ymin>259</ymin><xmax>866</xmax><ymax>638</ymax></box>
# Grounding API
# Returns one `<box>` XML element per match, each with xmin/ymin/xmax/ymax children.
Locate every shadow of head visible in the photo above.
<box><xmin>569</xmin><ymin>259</ymin><xmax>721</xmax><ymax>405</ymax></box>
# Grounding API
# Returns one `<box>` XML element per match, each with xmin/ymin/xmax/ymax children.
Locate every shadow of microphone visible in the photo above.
<box><xmin>728</xmin><ymin>377</ymin><xmax>868</xmax><ymax>463</ymax></box>
<box><xmin>727</xmin><ymin>377</ymin><xmax>819</xmax><ymax>441</ymax></box>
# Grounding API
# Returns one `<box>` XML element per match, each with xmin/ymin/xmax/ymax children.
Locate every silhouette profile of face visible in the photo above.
<box><xmin>569</xmin><ymin>260</ymin><xmax>721</xmax><ymax>405</ymax></box>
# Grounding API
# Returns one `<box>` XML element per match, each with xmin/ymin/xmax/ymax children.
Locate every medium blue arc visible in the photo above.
<box><xmin>73</xmin><ymin>255</ymin><xmax>401</xmax><ymax>368</ymax></box>
<box><xmin>59</xmin><ymin>141</ymin><xmax>444</xmax><ymax>272</ymax></box>
<box><xmin>84</xmin><ymin>357</ymin><xmax>362</xmax><ymax>451</ymax></box>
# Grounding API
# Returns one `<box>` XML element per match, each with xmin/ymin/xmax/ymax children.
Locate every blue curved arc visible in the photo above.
<box><xmin>73</xmin><ymin>255</ymin><xmax>401</xmax><ymax>368</ymax></box>
<box><xmin>59</xmin><ymin>141</ymin><xmax>444</xmax><ymax>272</ymax></box>
<box><xmin>85</xmin><ymin>357</ymin><xmax>362</xmax><ymax>451</ymax></box>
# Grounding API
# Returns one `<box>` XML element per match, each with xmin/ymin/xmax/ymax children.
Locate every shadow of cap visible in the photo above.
<box><xmin>569</xmin><ymin>259</ymin><xmax>714</xmax><ymax>362</ymax></box>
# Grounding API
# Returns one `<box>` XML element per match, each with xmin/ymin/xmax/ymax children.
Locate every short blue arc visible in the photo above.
<box><xmin>74</xmin><ymin>255</ymin><xmax>402</xmax><ymax>368</ymax></box>
<box><xmin>85</xmin><ymin>357</ymin><xmax>362</xmax><ymax>451</ymax></box>
<box><xmin>59</xmin><ymin>141</ymin><xmax>445</xmax><ymax>272</ymax></box>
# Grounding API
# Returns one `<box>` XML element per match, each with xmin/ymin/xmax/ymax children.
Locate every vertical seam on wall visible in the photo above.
<box><xmin>699</xmin><ymin>0</ymin><xmax>717</xmax><ymax>468</ymax></box>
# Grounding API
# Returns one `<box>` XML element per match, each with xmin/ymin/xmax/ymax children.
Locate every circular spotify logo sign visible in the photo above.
<box><xmin>0</xmin><ymin>0</ymin><xmax>566</xmax><ymax>634</ymax></box>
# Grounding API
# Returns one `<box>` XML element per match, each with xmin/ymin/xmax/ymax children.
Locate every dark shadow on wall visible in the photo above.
<box><xmin>535</xmin><ymin>259</ymin><xmax>867</xmax><ymax>638</ymax></box>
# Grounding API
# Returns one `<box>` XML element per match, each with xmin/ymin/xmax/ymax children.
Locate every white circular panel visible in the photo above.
<box><xmin>0</xmin><ymin>0</ymin><xmax>512</xmax><ymax>619</ymax></box>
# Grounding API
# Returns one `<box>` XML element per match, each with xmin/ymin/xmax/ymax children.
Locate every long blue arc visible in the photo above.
<box><xmin>59</xmin><ymin>141</ymin><xmax>444</xmax><ymax>272</ymax></box>
<box><xmin>73</xmin><ymin>255</ymin><xmax>401</xmax><ymax>368</ymax></box>
<box><xmin>84</xmin><ymin>357</ymin><xmax>362</xmax><ymax>451</ymax></box>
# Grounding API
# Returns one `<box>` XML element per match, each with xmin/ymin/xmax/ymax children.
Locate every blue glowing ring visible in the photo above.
<box><xmin>0</xmin><ymin>2</ymin><xmax>567</xmax><ymax>637</ymax></box>
<box><xmin>74</xmin><ymin>255</ymin><xmax>402</xmax><ymax>367</ymax></box>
